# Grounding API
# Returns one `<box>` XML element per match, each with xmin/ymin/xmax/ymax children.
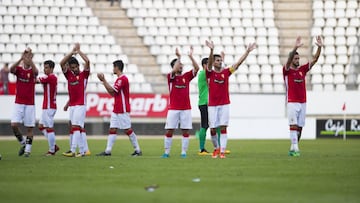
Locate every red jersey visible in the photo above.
<box><xmin>206</xmin><ymin>68</ymin><xmax>232</xmax><ymax>106</ymax></box>
<box><xmin>39</xmin><ymin>73</ymin><xmax>57</xmax><ymax>109</ymax></box>
<box><xmin>167</xmin><ymin>70</ymin><xmax>195</xmax><ymax>110</ymax></box>
<box><xmin>13</xmin><ymin>66</ymin><xmax>36</xmax><ymax>105</ymax></box>
<box><xmin>64</xmin><ymin>69</ymin><xmax>89</xmax><ymax>106</ymax></box>
<box><xmin>112</xmin><ymin>74</ymin><xmax>131</xmax><ymax>113</ymax></box>
<box><xmin>283</xmin><ymin>63</ymin><xmax>310</xmax><ymax>103</ymax></box>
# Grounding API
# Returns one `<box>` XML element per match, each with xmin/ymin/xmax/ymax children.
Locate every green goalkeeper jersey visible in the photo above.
<box><xmin>197</xmin><ymin>70</ymin><xmax>208</xmax><ymax>105</ymax></box>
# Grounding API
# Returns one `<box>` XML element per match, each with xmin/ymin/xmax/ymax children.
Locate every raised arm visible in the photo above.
<box><xmin>60</xmin><ymin>44</ymin><xmax>77</xmax><ymax>73</ymax></box>
<box><xmin>231</xmin><ymin>43</ymin><xmax>257</xmax><ymax>72</ymax></box>
<box><xmin>285</xmin><ymin>36</ymin><xmax>303</xmax><ymax>70</ymax></box>
<box><xmin>10</xmin><ymin>52</ymin><xmax>24</xmax><ymax>74</ymax></box>
<box><xmin>10</xmin><ymin>49</ymin><xmax>28</xmax><ymax>74</ymax></box>
<box><xmin>76</xmin><ymin>43</ymin><xmax>90</xmax><ymax>71</ymax></box>
<box><xmin>221</xmin><ymin>51</ymin><xmax>226</xmax><ymax>68</ymax></box>
<box><xmin>310</xmin><ymin>35</ymin><xmax>323</xmax><ymax>68</ymax></box>
<box><xmin>97</xmin><ymin>73</ymin><xmax>115</xmax><ymax>96</ymax></box>
<box><xmin>23</xmin><ymin>51</ymin><xmax>39</xmax><ymax>76</ymax></box>
<box><xmin>171</xmin><ymin>48</ymin><xmax>181</xmax><ymax>77</ymax></box>
<box><xmin>206</xmin><ymin>40</ymin><xmax>214</xmax><ymax>71</ymax></box>
<box><xmin>188</xmin><ymin>46</ymin><xmax>200</xmax><ymax>75</ymax></box>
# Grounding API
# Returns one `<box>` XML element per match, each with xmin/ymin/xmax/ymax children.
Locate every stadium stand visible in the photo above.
<box><xmin>121</xmin><ymin>0</ymin><xmax>284</xmax><ymax>93</ymax></box>
<box><xmin>0</xmin><ymin>0</ymin><xmax>152</xmax><ymax>93</ymax></box>
<box><xmin>311</xmin><ymin>0</ymin><xmax>360</xmax><ymax>91</ymax></box>
<box><xmin>0</xmin><ymin>0</ymin><xmax>359</xmax><ymax>94</ymax></box>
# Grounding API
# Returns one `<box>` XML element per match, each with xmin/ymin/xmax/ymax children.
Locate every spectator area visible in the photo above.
<box><xmin>0</xmin><ymin>0</ymin><xmax>359</xmax><ymax>94</ymax></box>
<box><xmin>0</xmin><ymin>0</ymin><xmax>151</xmax><ymax>93</ymax></box>
<box><xmin>311</xmin><ymin>0</ymin><xmax>360</xmax><ymax>91</ymax></box>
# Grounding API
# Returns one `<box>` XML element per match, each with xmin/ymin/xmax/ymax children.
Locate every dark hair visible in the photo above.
<box><xmin>213</xmin><ymin>54</ymin><xmax>221</xmax><ymax>60</ymax></box>
<box><xmin>113</xmin><ymin>60</ymin><xmax>124</xmax><ymax>71</ymax></box>
<box><xmin>44</xmin><ymin>60</ymin><xmax>55</xmax><ymax>68</ymax></box>
<box><xmin>170</xmin><ymin>58</ymin><xmax>177</xmax><ymax>68</ymax></box>
<box><xmin>201</xmin><ymin>57</ymin><xmax>208</xmax><ymax>66</ymax></box>
<box><xmin>289</xmin><ymin>51</ymin><xmax>299</xmax><ymax>56</ymax></box>
<box><xmin>68</xmin><ymin>57</ymin><xmax>79</xmax><ymax>66</ymax></box>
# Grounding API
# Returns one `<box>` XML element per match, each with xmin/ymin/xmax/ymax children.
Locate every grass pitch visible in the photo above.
<box><xmin>0</xmin><ymin>138</ymin><xmax>359</xmax><ymax>203</ymax></box>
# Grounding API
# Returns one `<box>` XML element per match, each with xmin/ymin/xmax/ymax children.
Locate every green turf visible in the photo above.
<box><xmin>0</xmin><ymin>138</ymin><xmax>359</xmax><ymax>203</ymax></box>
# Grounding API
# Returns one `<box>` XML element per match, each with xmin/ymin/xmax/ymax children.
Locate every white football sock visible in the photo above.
<box><xmin>69</xmin><ymin>133</ymin><xmax>73</xmax><ymax>150</ymax></box>
<box><xmin>47</xmin><ymin>131</ymin><xmax>56</xmax><ymax>152</ymax></box>
<box><xmin>164</xmin><ymin>137</ymin><xmax>172</xmax><ymax>154</ymax></box>
<box><xmin>82</xmin><ymin>131</ymin><xmax>89</xmax><ymax>152</ymax></box>
<box><xmin>181</xmin><ymin>136</ymin><xmax>189</xmax><ymax>154</ymax></box>
<box><xmin>211</xmin><ymin>135</ymin><xmax>219</xmax><ymax>149</ymax></box>
<box><xmin>220</xmin><ymin>133</ymin><xmax>228</xmax><ymax>153</ymax></box>
<box><xmin>128</xmin><ymin>132</ymin><xmax>140</xmax><ymax>152</ymax></box>
<box><xmin>71</xmin><ymin>130</ymin><xmax>80</xmax><ymax>153</ymax></box>
<box><xmin>79</xmin><ymin>132</ymin><xmax>86</xmax><ymax>154</ymax></box>
<box><xmin>105</xmin><ymin>134</ymin><xmax>117</xmax><ymax>153</ymax></box>
<box><xmin>290</xmin><ymin>130</ymin><xmax>299</xmax><ymax>151</ymax></box>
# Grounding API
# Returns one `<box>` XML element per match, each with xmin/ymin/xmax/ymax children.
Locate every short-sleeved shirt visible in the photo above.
<box><xmin>283</xmin><ymin>63</ymin><xmax>310</xmax><ymax>103</ymax></box>
<box><xmin>13</xmin><ymin>66</ymin><xmax>36</xmax><ymax>105</ymax></box>
<box><xmin>64</xmin><ymin>69</ymin><xmax>90</xmax><ymax>106</ymax></box>
<box><xmin>167</xmin><ymin>70</ymin><xmax>195</xmax><ymax>110</ymax></box>
<box><xmin>206</xmin><ymin>67</ymin><xmax>232</xmax><ymax>106</ymax></box>
<box><xmin>197</xmin><ymin>70</ymin><xmax>208</xmax><ymax>106</ymax></box>
<box><xmin>112</xmin><ymin>74</ymin><xmax>131</xmax><ymax>114</ymax></box>
<box><xmin>39</xmin><ymin>73</ymin><xmax>57</xmax><ymax>109</ymax></box>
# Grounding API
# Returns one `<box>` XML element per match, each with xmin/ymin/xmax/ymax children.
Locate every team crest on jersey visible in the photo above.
<box><xmin>182</xmin><ymin>78</ymin><xmax>185</xmax><ymax>83</ymax></box>
<box><xmin>221</xmin><ymin>74</ymin><xmax>224</xmax><ymax>78</ymax></box>
<box><xmin>27</xmin><ymin>73</ymin><xmax>30</xmax><ymax>78</ymax></box>
<box><xmin>299</xmin><ymin>72</ymin><xmax>303</xmax><ymax>77</ymax></box>
<box><xmin>76</xmin><ymin>76</ymin><xmax>80</xmax><ymax>80</ymax></box>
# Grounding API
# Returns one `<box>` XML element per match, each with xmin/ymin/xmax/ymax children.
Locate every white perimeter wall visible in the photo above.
<box><xmin>1</xmin><ymin>91</ymin><xmax>359</xmax><ymax>139</ymax></box>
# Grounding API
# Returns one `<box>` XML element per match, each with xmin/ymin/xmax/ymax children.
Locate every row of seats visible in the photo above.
<box><xmin>1</xmin><ymin>15</ymin><xmax>100</xmax><ymax>26</ymax></box>
<box><xmin>127</xmin><ymin>7</ymin><xmax>275</xmax><ymax>19</ymax></box>
<box><xmin>138</xmin><ymin>26</ymin><xmax>279</xmax><ymax>37</ymax></box>
<box><xmin>0</xmin><ymin>6</ymin><xmax>93</xmax><ymax>17</ymax></box>
<box><xmin>1</xmin><ymin>0</ymin><xmax>87</xmax><ymax>7</ymax></box>
<box><xmin>122</xmin><ymin>0</ymin><xmax>274</xmax><ymax>10</ymax></box>
<box><xmin>1</xmin><ymin>41</ymin><xmax>122</xmax><ymax>53</ymax></box>
<box><xmin>312</xmin><ymin>0</ymin><xmax>358</xmax><ymax>9</ymax></box>
<box><xmin>313</xmin><ymin>17</ymin><xmax>360</xmax><ymax>28</ymax></box>
<box><xmin>1</xmin><ymin>50</ymin><xmax>128</xmax><ymax>63</ymax></box>
<box><xmin>1</xmin><ymin>24</ymin><xmax>109</xmax><ymax>35</ymax></box>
